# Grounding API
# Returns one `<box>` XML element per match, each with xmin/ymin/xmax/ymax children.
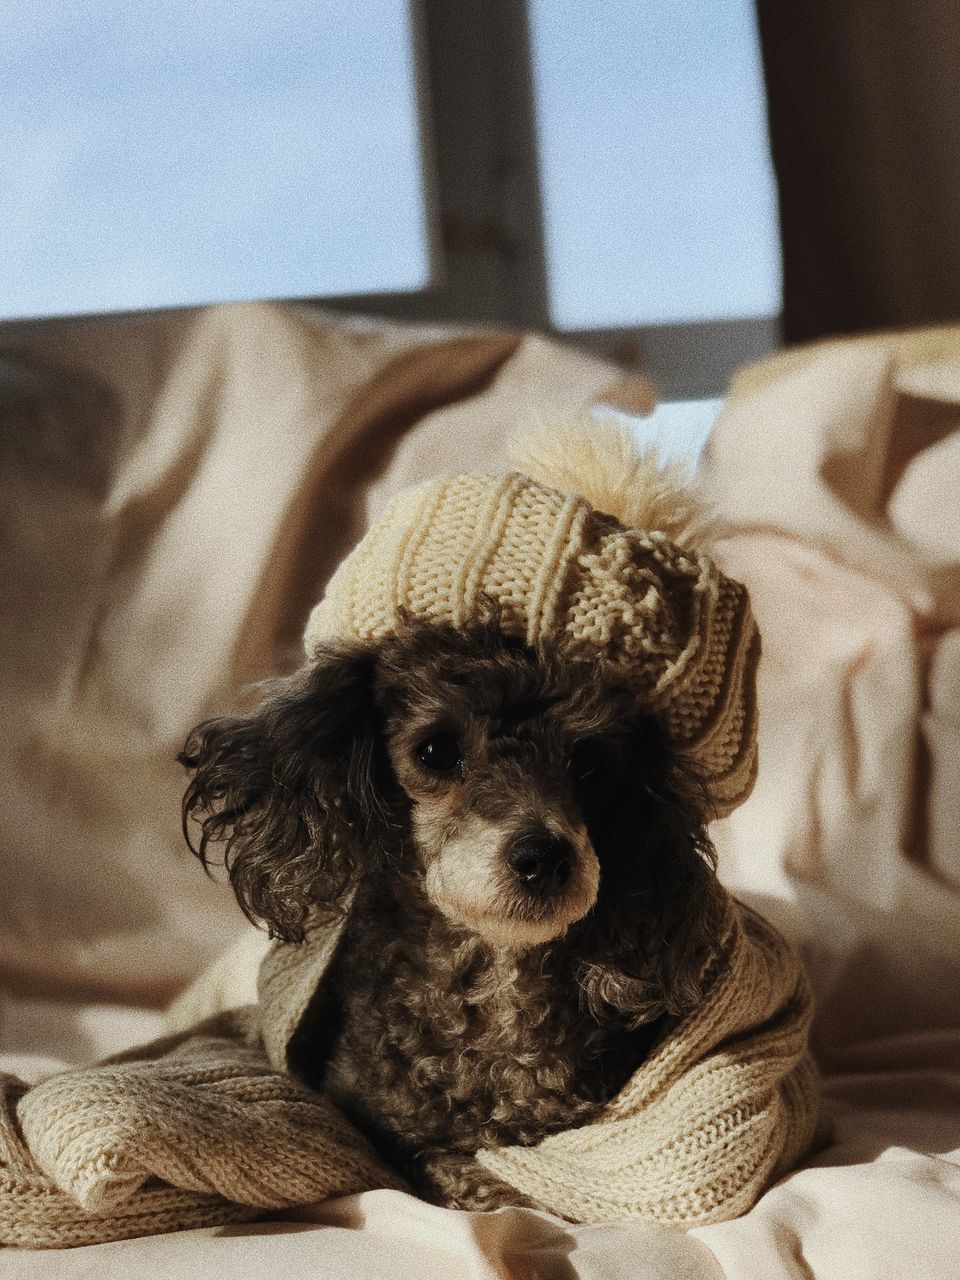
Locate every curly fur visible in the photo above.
<box><xmin>181</xmin><ymin>648</ymin><xmax>403</xmax><ymax>941</ymax></box>
<box><xmin>180</xmin><ymin>618</ymin><xmax>726</xmax><ymax>1210</ymax></box>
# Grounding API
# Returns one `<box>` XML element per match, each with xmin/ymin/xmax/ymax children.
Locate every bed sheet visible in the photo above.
<box><xmin>3</xmin><ymin>309</ymin><xmax>960</xmax><ymax>1277</ymax></box>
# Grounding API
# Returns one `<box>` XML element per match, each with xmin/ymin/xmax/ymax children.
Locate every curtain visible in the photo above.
<box><xmin>756</xmin><ymin>1</ymin><xmax>960</xmax><ymax>343</ymax></box>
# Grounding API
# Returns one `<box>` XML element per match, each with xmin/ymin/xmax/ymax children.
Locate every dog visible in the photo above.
<box><xmin>179</xmin><ymin>611</ymin><xmax>727</xmax><ymax>1212</ymax></box>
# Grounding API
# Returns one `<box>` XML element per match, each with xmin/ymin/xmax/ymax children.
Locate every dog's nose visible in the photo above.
<box><xmin>507</xmin><ymin>832</ymin><xmax>574</xmax><ymax>895</ymax></box>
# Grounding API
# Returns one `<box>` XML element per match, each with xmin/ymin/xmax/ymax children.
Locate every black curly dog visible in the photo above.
<box><xmin>180</xmin><ymin>618</ymin><xmax>725</xmax><ymax>1211</ymax></box>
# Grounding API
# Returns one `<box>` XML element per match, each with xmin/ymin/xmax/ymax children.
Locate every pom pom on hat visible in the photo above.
<box><xmin>508</xmin><ymin>415</ymin><xmax>715</xmax><ymax>549</ymax></box>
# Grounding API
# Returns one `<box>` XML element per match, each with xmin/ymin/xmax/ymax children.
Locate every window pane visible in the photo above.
<box><xmin>1</xmin><ymin>1</ymin><xmax>429</xmax><ymax>320</ymax></box>
<box><xmin>528</xmin><ymin>0</ymin><xmax>781</xmax><ymax>328</ymax></box>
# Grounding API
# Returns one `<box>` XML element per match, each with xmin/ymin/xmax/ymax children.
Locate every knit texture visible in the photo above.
<box><xmin>304</xmin><ymin>421</ymin><xmax>760</xmax><ymax>818</ymax></box>
<box><xmin>0</xmin><ymin>1009</ymin><xmax>407</xmax><ymax>1250</ymax></box>
<box><xmin>477</xmin><ymin>901</ymin><xmax>823</xmax><ymax>1223</ymax></box>
<box><xmin>0</xmin><ymin>896</ymin><xmax>823</xmax><ymax>1249</ymax></box>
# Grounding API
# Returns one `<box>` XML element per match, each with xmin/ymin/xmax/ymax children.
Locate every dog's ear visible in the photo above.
<box><xmin>179</xmin><ymin>642</ymin><xmax>395</xmax><ymax>942</ymax></box>
<box><xmin>639</xmin><ymin>787</ymin><xmax>726</xmax><ymax>1019</ymax></box>
<box><xmin>577</xmin><ymin>717</ymin><xmax>726</xmax><ymax>1026</ymax></box>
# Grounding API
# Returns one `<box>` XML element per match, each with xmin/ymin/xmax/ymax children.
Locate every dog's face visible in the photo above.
<box><xmin>181</xmin><ymin>619</ymin><xmax>722</xmax><ymax>1018</ymax></box>
<box><xmin>376</xmin><ymin>631</ymin><xmax>610</xmax><ymax>949</ymax></box>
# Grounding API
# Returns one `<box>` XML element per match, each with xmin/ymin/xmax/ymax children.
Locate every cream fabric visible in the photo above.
<box><xmin>6</xmin><ymin>312</ymin><xmax>960</xmax><ymax>1276</ymax></box>
<box><xmin>0</xmin><ymin>895</ymin><xmax>818</xmax><ymax>1249</ymax></box>
<box><xmin>689</xmin><ymin>333</ymin><xmax>960</xmax><ymax>1277</ymax></box>
<box><xmin>0</xmin><ymin>1010</ymin><xmax>407</xmax><ymax>1250</ymax></box>
<box><xmin>701</xmin><ymin>337</ymin><xmax>960</xmax><ymax>1055</ymax></box>
<box><xmin>0</xmin><ymin>1183</ymin><xmax>717</xmax><ymax>1280</ymax></box>
<box><xmin>0</xmin><ymin>303</ymin><xmax>642</xmax><ymax>1004</ymax></box>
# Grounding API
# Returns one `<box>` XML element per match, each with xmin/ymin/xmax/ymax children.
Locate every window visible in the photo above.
<box><xmin>2</xmin><ymin>1</ymin><xmax>781</xmax><ymax>397</ymax></box>
<box><xmin>0</xmin><ymin>1</ymin><xmax>429</xmax><ymax>320</ymax></box>
<box><xmin>528</xmin><ymin>0</ymin><xmax>781</xmax><ymax>330</ymax></box>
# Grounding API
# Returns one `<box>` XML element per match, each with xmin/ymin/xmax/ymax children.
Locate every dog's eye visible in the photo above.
<box><xmin>415</xmin><ymin>734</ymin><xmax>462</xmax><ymax>775</ymax></box>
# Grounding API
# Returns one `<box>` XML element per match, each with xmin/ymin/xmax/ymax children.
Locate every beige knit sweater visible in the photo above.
<box><xmin>0</xmin><ymin>897</ymin><xmax>824</xmax><ymax>1250</ymax></box>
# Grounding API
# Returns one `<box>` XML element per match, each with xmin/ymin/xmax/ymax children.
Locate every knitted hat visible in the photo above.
<box><xmin>304</xmin><ymin>419</ymin><xmax>760</xmax><ymax>818</ymax></box>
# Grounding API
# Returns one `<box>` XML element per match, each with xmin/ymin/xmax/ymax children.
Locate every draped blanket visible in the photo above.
<box><xmin>0</xmin><ymin>897</ymin><xmax>823</xmax><ymax>1249</ymax></box>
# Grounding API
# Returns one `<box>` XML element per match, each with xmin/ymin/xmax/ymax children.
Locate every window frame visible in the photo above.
<box><xmin>322</xmin><ymin>0</ymin><xmax>780</xmax><ymax>399</ymax></box>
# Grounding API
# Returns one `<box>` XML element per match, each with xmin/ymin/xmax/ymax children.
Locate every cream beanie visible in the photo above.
<box><xmin>304</xmin><ymin>420</ymin><xmax>760</xmax><ymax>818</ymax></box>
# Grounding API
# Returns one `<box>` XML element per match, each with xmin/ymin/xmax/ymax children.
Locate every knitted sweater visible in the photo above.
<box><xmin>0</xmin><ymin>897</ymin><xmax>824</xmax><ymax>1249</ymax></box>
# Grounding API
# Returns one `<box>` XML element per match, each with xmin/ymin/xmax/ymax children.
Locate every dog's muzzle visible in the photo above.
<box><xmin>421</xmin><ymin>815</ymin><xmax>600</xmax><ymax>949</ymax></box>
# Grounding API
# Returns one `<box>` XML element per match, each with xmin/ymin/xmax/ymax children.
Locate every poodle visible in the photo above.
<box><xmin>179</xmin><ymin>613</ymin><xmax>726</xmax><ymax>1211</ymax></box>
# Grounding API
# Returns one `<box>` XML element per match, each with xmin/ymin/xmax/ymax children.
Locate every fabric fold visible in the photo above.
<box><xmin>0</xmin><ymin>1010</ymin><xmax>404</xmax><ymax>1250</ymax></box>
<box><xmin>0</xmin><ymin>897</ymin><xmax>821</xmax><ymax>1249</ymax></box>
